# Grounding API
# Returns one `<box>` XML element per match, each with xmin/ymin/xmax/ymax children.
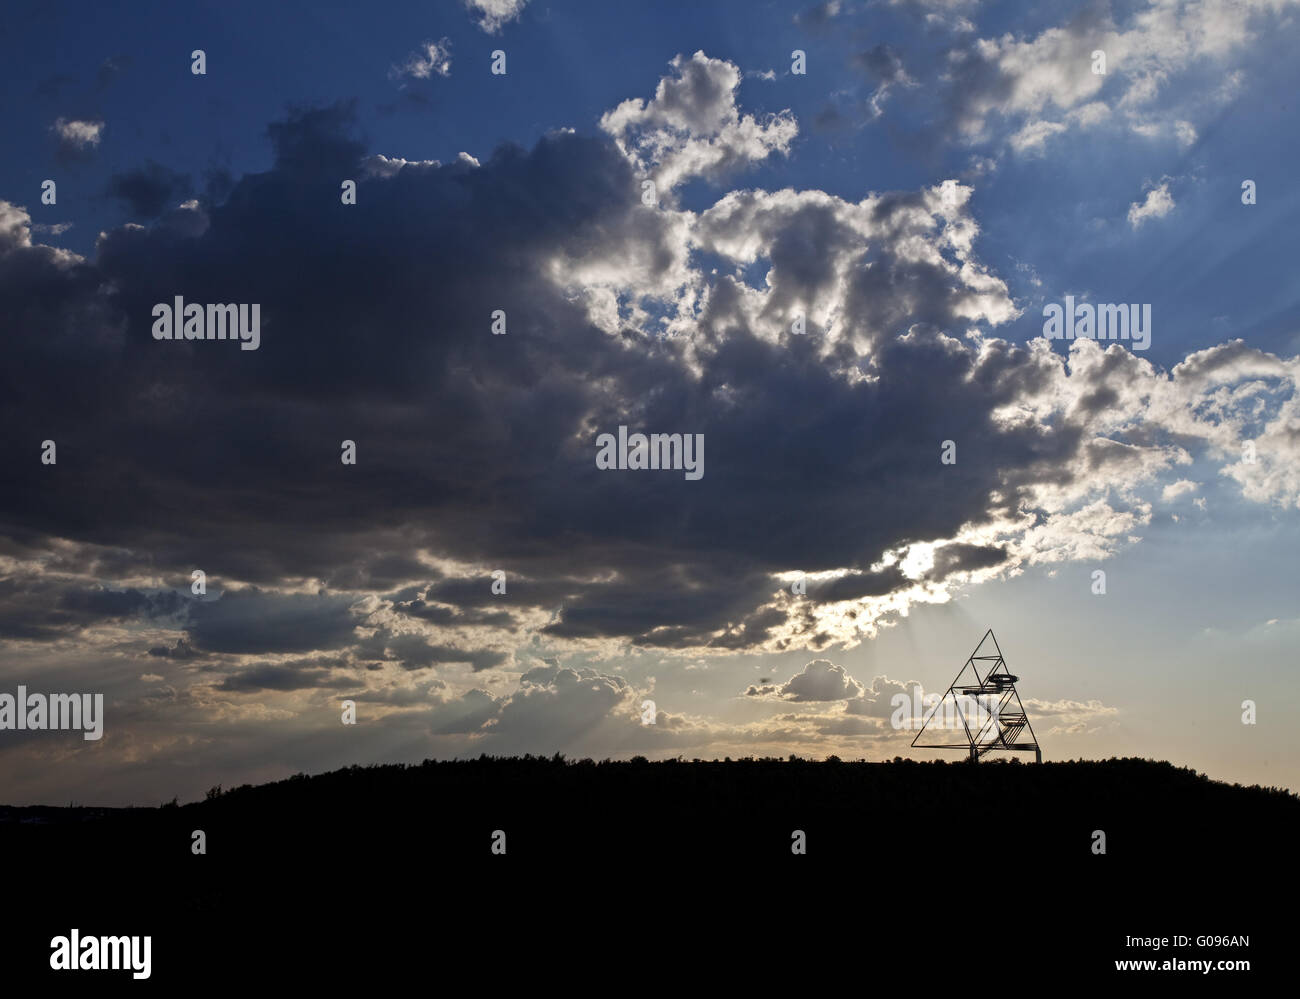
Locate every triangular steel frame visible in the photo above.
<box><xmin>911</xmin><ymin>629</ymin><xmax>1042</xmax><ymax>763</ymax></box>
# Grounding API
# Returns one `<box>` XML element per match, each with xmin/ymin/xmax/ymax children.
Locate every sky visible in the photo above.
<box><xmin>2</xmin><ymin>0</ymin><xmax>1299</xmax><ymax>805</ymax></box>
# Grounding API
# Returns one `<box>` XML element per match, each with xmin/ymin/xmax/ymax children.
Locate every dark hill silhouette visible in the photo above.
<box><xmin>3</xmin><ymin>755</ymin><xmax>1294</xmax><ymax>985</ymax></box>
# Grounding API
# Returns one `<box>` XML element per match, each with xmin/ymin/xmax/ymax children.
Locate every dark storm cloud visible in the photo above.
<box><xmin>0</xmin><ymin>576</ymin><xmax>95</xmax><ymax>640</ymax></box>
<box><xmin>539</xmin><ymin>565</ymin><xmax>779</xmax><ymax>646</ymax></box>
<box><xmin>391</xmin><ymin>592</ymin><xmax>515</xmax><ymax>629</ymax></box>
<box><xmin>0</xmin><ymin>96</ymin><xmax>1097</xmax><ymax>658</ymax></box>
<box><xmin>349</xmin><ymin>625</ymin><xmax>507</xmax><ymax>672</ymax></box>
<box><xmin>106</xmin><ymin>161</ymin><xmax>194</xmax><ymax>218</ymax></box>
<box><xmin>0</xmin><ymin>576</ymin><xmax>181</xmax><ymax>641</ymax></box>
<box><xmin>0</xmin><ymin>104</ymin><xmax>667</xmax><ymax>589</ymax></box>
<box><xmin>217</xmin><ymin>660</ymin><xmax>349</xmax><ymax>692</ymax></box>
<box><xmin>927</xmin><ymin>542</ymin><xmax>1008</xmax><ymax>580</ymax></box>
<box><xmin>184</xmin><ymin>589</ymin><xmax>359</xmax><ymax>655</ymax></box>
<box><xmin>812</xmin><ymin>567</ymin><xmax>908</xmax><ymax>603</ymax></box>
<box><xmin>265</xmin><ymin>102</ymin><xmax>367</xmax><ymax>175</ymax></box>
<box><xmin>384</xmin><ymin>632</ymin><xmax>507</xmax><ymax>672</ymax></box>
<box><xmin>326</xmin><ymin>554</ymin><xmax>436</xmax><ymax>591</ymax></box>
<box><xmin>57</xmin><ymin>585</ymin><xmax>143</xmax><ymax>616</ymax></box>
<box><xmin>148</xmin><ymin>637</ymin><xmax>198</xmax><ymax>660</ymax></box>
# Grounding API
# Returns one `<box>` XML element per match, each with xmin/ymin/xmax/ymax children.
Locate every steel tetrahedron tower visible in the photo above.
<box><xmin>911</xmin><ymin>629</ymin><xmax>1041</xmax><ymax>762</ymax></box>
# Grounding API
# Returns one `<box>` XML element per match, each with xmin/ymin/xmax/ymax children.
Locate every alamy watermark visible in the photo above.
<box><xmin>595</xmin><ymin>426</ymin><xmax>704</xmax><ymax>480</ymax></box>
<box><xmin>890</xmin><ymin>689</ymin><xmax>1003</xmax><ymax>731</ymax></box>
<box><xmin>1043</xmin><ymin>295</ymin><xmax>1150</xmax><ymax>351</ymax></box>
<box><xmin>50</xmin><ymin>930</ymin><xmax>150</xmax><ymax>979</ymax></box>
<box><xmin>152</xmin><ymin>296</ymin><xmax>261</xmax><ymax>351</ymax></box>
<box><xmin>0</xmin><ymin>686</ymin><xmax>103</xmax><ymax>740</ymax></box>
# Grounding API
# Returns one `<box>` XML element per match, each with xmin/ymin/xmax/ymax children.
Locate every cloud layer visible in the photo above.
<box><xmin>2</xmin><ymin>45</ymin><xmax>1294</xmax><ymax>799</ymax></box>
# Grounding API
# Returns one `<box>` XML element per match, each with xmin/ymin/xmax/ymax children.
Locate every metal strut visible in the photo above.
<box><xmin>911</xmin><ymin>630</ymin><xmax>1043</xmax><ymax>763</ymax></box>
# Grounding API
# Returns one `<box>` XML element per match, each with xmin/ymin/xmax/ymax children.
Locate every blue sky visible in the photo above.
<box><xmin>2</xmin><ymin>0</ymin><xmax>1299</xmax><ymax>803</ymax></box>
<box><xmin>12</xmin><ymin>0</ymin><xmax>1300</xmax><ymax>364</ymax></box>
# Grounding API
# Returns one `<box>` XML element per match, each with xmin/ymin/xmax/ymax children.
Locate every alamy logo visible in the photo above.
<box><xmin>890</xmin><ymin>690</ymin><xmax>1003</xmax><ymax>731</ymax></box>
<box><xmin>595</xmin><ymin>426</ymin><xmax>704</xmax><ymax>480</ymax></box>
<box><xmin>1042</xmin><ymin>295</ymin><xmax>1150</xmax><ymax>351</ymax></box>
<box><xmin>152</xmin><ymin>296</ymin><xmax>261</xmax><ymax>351</ymax></box>
<box><xmin>0</xmin><ymin>686</ymin><xmax>103</xmax><ymax>740</ymax></box>
<box><xmin>50</xmin><ymin>930</ymin><xmax>151</xmax><ymax>979</ymax></box>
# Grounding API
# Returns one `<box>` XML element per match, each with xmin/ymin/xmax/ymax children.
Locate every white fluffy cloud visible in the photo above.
<box><xmin>51</xmin><ymin>117</ymin><xmax>103</xmax><ymax>150</ymax></box>
<box><xmin>747</xmin><ymin>659</ymin><xmax>865</xmax><ymax>701</ymax></box>
<box><xmin>361</xmin><ymin>154</ymin><xmax>442</xmax><ymax>178</ymax></box>
<box><xmin>390</xmin><ymin>38</ymin><xmax>452</xmax><ymax>81</ymax></box>
<box><xmin>1128</xmin><ymin>181</ymin><xmax>1176</xmax><ymax>228</ymax></box>
<box><xmin>463</xmin><ymin>0</ymin><xmax>529</xmax><ymax>34</ymax></box>
<box><xmin>947</xmin><ymin>0</ymin><xmax>1300</xmax><ymax>154</ymax></box>
<box><xmin>1161</xmin><ymin>479</ymin><xmax>1199</xmax><ymax>502</ymax></box>
<box><xmin>600</xmin><ymin>50</ymin><xmax>798</xmax><ymax>191</ymax></box>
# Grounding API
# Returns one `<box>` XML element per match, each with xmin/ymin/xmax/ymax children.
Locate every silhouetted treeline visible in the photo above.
<box><xmin>5</xmin><ymin>754</ymin><xmax>1296</xmax><ymax>872</ymax></box>
<box><xmin>3</xmin><ymin>756</ymin><xmax>1294</xmax><ymax>985</ymax></box>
